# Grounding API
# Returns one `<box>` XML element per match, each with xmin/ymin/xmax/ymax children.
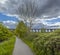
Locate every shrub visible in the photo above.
<box><xmin>17</xmin><ymin>28</ymin><xmax>60</xmax><ymax>55</ymax></box>
<box><xmin>15</xmin><ymin>21</ymin><xmax>29</xmax><ymax>37</ymax></box>
<box><xmin>0</xmin><ymin>23</ymin><xmax>13</xmax><ymax>42</ymax></box>
<box><xmin>0</xmin><ymin>23</ymin><xmax>16</xmax><ymax>55</ymax></box>
<box><xmin>33</xmin><ymin>30</ymin><xmax>60</xmax><ymax>55</ymax></box>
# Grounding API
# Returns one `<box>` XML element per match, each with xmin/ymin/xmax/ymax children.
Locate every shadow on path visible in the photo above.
<box><xmin>13</xmin><ymin>37</ymin><xmax>34</xmax><ymax>55</ymax></box>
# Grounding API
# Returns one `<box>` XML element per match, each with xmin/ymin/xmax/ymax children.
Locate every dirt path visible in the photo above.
<box><xmin>13</xmin><ymin>37</ymin><xmax>34</xmax><ymax>55</ymax></box>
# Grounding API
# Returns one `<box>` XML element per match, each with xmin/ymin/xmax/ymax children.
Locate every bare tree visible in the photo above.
<box><xmin>17</xmin><ymin>0</ymin><xmax>40</xmax><ymax>28</ymax></box>
<box><xmin>6</xmin><ymin>0</ymin><xmax>41</xmax><ymax>28</ymax></box>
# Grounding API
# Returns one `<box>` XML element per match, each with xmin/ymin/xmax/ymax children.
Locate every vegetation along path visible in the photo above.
<box><xmin>13</xmin><ymin>37</ymin><xmax>34</xmax><ymax>55</ymax></box>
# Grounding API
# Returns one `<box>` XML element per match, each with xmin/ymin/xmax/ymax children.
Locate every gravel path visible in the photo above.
<box><xmin>13</xmin><ymin>37</ymin><xmax>34</xmax><ymax>55</ymax></box>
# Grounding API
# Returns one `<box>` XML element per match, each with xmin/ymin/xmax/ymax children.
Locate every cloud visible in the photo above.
<box><xmin>33</xmin><ymin>18</ymin><xmax>60</xmax><ymax>26</ymax></box>
<box><xmin>34</xmin><ymin>18</ymin><xmax>57</xmax><ymax>24</ymax></box>
<box><xmin>2</xmin><ymin>13</ymin><xmax>23</xmax><ymax>21</ymax></box>
<box><xmin>4</xmin><ymin>14</ymin><xmax>21</xmax><ymax>20</ymax></box>
<box><xmin>0</xmin><ymin>0</ymin><xmax>7</xmax><ymax>4</ymax></box>
<box><xmin>50</xmin><ymin>22</ymin><xmax>60</xmax><ymax>26</ymax></box>
<box><xmin>3</xmin><ymin>20</ymin><xmax>18</xmax><ymax>25</ymax></box>
<box><xmin>3</xmin><ymin>20</ymin><xmax>18</xmax><ymax>29</ymax></box>
<box><xmin>0</xmin><ymin>0</ymin><xmax>60</xmax><ymax>18</ymax></box>
<box><xmin>33</xmin><ymin>19</ymin><xmax>49</xmax><ymax>26</ymax></box>
<box><xmin>54</xmin><ymin>22</ymin><xmax>60</xmax><ymax>26</ymax></box>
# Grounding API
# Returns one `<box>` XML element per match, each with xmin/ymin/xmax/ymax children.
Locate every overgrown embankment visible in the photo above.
<box><xmin>0</xmin><ymin>23</ymin><xmax>16</xmax><ymax>55</ymax></box>
<box><xmin>15</xmin><ymin>21</ymin><xmax>60</xmax><ymax>55</ymax></box>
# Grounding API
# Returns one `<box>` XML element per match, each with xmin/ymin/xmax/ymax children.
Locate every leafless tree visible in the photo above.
<box><xmin>17</xmin><ymin>0</ymin><xmax>40</xmax><ymax>28</ymax></box>
<box><xmin>6</xmin><ymin>0</ymin><xmax>41</xmax><ymax>28</ymax></box>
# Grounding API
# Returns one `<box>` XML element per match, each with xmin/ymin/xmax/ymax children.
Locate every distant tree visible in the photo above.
<box><xmin>41</xmin><ymin>28</ymin><xmax>45</xmax><ymax>33</ymax></box>
<box><xmin>15</xmin><ymin>21</ymin><xmax>29</xmax><ymax>37</ymax></box>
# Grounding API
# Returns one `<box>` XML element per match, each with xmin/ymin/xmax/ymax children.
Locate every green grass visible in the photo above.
<box><xmin>33</xmin><ymin>30</ymin><xmax>60</xmax><ymax>55</ymax></box>
<box><xmin>0</xmin><ymin>37</ymin><xmax>16</xmax><ymax>55</ymax></box>
<box><xmin>0</xmin><ymin>23</ymin><xmax>16</xmax><ymax>55</ymax></box>
<box><xmin>18</xmin><ymin>30</ymin><xmax>60</xmax><ymax>55</ymax></box>
<box><xmin>15</xmin><ymin>21</ymin><xmax>60</xmax><ymax>55</ymax></box>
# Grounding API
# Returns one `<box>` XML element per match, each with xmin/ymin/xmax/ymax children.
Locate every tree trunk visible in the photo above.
<box><xmin>30</xmin><ymin>19</ymin><xmax>32</xmax><ymax>29</ymax></box>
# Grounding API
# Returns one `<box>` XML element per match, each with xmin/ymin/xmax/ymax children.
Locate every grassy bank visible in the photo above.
<box><xmin>15</xmin><ymin>21</ymin><xmax>60</xmax><ymax>55</ymax></box>
<box><xmin>33</xmin><ymin>31</ymin><xmax>60</xmax><ymax>55</ymax></box>
<box><xmin>0</xmin><ymin>37</ymin><xmax>16</xmax><ymax>55</ymax></box>
<box><xmin>19</xmin><ymin>30</ymin><xmax>60</xmax><ymax>55</ymax></box>
<box><xmin>0</xmin><ymin>23</ymin><xmax>16</xmax><ymax>55</ymax></box>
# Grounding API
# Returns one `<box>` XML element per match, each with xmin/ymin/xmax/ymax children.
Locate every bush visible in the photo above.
<box><xmin>0</xmin><ymin>23</ymin><xmax>13</xmax><ymax>42</ymax></box>
<box><xmin>33</xmin><ymin>30</ymin><xmax>60</xmax><ymax>55</ymax></box>
<box><xmin>0</xmin><ymin>23</ymin><xmax>16</xmax><ymax>55</ymax></box>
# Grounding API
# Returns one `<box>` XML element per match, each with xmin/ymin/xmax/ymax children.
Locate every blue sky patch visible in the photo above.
<box><xmin>0</xmin><ymin>13</ymin><xmax>19</xmax><ymax>22</ymax></box>
<box><xmin>46</xmin><ymin>18</ymin><xmax>60</xmax><ymax>24</ymax></box>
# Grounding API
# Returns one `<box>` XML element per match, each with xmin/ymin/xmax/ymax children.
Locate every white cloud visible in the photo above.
<box><xmin>3</xmin><ymin>14</ymin><xmax>24</xmax><ymax>21</ymax></box>
<box><xmin>34</xmin><ymin>19</ymin><xmax>48</xmax><ymax>24</ymax></box>
<box><xmin>42</xmin><ymin>22</ymin><xmax>60</xmax><ymax>26</ymax></box>
<box><xmin>34</xmin><ymin>19</ymin><xmax>41</xmax><ymax>23</ymax></box>
<box><xmin>57</xmin><ymin>16</ymin><xmax>60</xmax><ymax>18</ymax></box>
<box><xmin>34</xmin><ymin>17</ymin><xmax>59</xmax><ymax>23</ymax></box>
<box><xmin>42</xmin><ymin>15</ymin><xmax>49</xmax><ymax>18</ymax></box>
<box><xmin>45</xmin><ymin>18</ymin><xmax>56</xmax><ymax>20</ymax></box>
<box><xmin>3</xmin><ymin>20</ymin><xmax>18</xmax><ymax>25</ymax></box>
<box><xmin>5</xmin><ymin>14</ymin><xmax>18</xmax><ymax>17</ymax></box>
<box><xmin>32</xmin><ymin>19</ymin><xmax>48</xmax><ymax>26</ymax></box>
<box><xmin>51</xmin><ymin>22</ymin><xmax>60</xmax><ymax>26</ymax></box>
<box><xmin>33</xmin><ymin>18</ymin><xmax>60</xmax><ymax>27</ymax></box>
<box><xmin>3</xmin><ymin>20</ymin><xmax>18</xmax><ymax>29</ymax></box>
<box><xmin>0</xmin><ymin>0</ymin><xmax>7</xmax><ymax>4</ymax></box>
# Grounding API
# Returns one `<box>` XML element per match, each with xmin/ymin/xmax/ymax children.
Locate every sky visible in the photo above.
<box><xmin>0</xmin><ymin>0</ymin><xmax>60</xmax><ymax>28</ymax></box>
<box><xmin>0</xmin><ymin>13</ymin><xmax>18</xmax><ymax>21</ymax></box>
<box><xmin>0</xmin><ymin>13</ymin><xmax>18</xmax><ymax>29</ymax></box>
<box><xmin>34</xmin><ymin>18</ymin><xmax>60</xmax><ymax>26</ymax></box>
<box><xmin>0</xmin><ymin>0</ymin><xmax>60</xmax><ymax>17</ymax></box>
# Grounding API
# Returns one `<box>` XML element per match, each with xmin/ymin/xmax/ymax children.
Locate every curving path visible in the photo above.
<box><xmin>13</xmin><ymin>37</ymin><xmax>34</xmax><ymax>55</ymax></box>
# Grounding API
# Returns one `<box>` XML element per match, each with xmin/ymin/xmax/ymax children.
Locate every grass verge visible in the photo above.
<box><xmin>19</xmin><ymin>30</ymin><xmax>60</xmax><ymax>55</ymax></box>
<box><xmin>0</xmin><ymin>37</ymin><xmax>16</xmax><ymax>55</ymax></box>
